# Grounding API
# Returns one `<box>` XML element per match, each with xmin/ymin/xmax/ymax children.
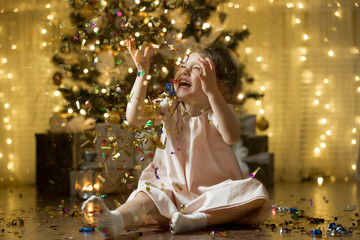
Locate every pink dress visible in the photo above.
<box><xmin>127</xmin><ymin>98</ymin><xmax>270</xmax><ymax>224</ymax></box>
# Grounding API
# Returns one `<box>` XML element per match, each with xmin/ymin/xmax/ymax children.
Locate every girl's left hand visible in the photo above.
<box><xmin>196</xmin><ymin>56</ymin><xmax>219</xmax><ymax>97</ymax></box>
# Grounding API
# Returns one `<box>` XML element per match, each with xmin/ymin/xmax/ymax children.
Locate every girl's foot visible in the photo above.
<box><xmin>170</xmin><ymin>212</ymin><xmax>207</xmax><ymax>234</ymax></box>
<box><xmin>81</xmin><ymin>195</ymin><xmax>124</xmax><ymax>238</ymax></box>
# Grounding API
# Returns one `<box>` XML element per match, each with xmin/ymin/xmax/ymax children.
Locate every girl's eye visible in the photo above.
<box><xmin>193</xmin><ymin>66</ymin><xmax>201</xmax><ymax>71</ymax></box>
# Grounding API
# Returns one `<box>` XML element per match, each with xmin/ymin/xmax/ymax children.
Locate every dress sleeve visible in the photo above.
<box><xmin>207</xmin><ymin>104</ymin><xmax>238</xmax><ymax>129</ymax></box>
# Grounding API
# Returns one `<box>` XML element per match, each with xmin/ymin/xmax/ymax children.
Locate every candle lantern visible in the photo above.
<box><xmin>75</xmin><ymin>149</ymin><xmax>103</xmax><ymax>199</ymax></box>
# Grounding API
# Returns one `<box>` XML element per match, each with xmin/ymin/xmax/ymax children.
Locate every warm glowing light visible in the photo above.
<box><xmin>260</xmin><ymin>85</ymin><xmax>266</xmax><ymax>91</ymax></box>
<box><xmin>47</xmin><ymin>14</ymin><xmax>54</xmax><ymax>20</ymax></box>
<box><xmin>298</xmin><ymin>3</ymin><xmax>304</xmax><ymax>8</ymax></box>
<box><xmin>352</xmin><ymin>128</ymin><xmax>357</xmax><ymax>133</ymax></box>
<box><xmin>171</xmin><ymin>19</ymin><xmax>175</xmax><ymax>24</ymax></box>
<box><xmin>245</xmin><ymin>47</ymin><xmax>252</xmax><ymax>54</ymax></box>
<box><xmin>352</xmin><ymin>139</ymin><xmax>357</xmax><ymax>145</ymax></box>
<box><xmin>128</xmin><ymin>67</ymin><xmax>134</xmax><ymax>73</ymax></box>
<box><xmin>225</xmin><ymin>36</ymin><xmax>231</xmax><ymax>41</ymax></box>
<box><xmin>154</xmin><ymin>0</ymin><xmax>159</xmax><ymax>5</ymax></box>
<box><xmin>287</xmin><ymin>3</ymin><xmax>295</xmax><ymax>8</ymax></box>
<box><xmin>6</xmin><ymin>138</ymin><xmax>12</xmax><ymax>145</ymax></box>
<box><xmin>6</xmin><ymin>125</ymin><xmax>12</xmax><ymax>130</ymax></box>
<box><xmin>237</xmin><ymin>93</ymin><xmax>244</xmax><ymax>100</ymax></box>
<box><xmin>8</xmin><ymin>73</ymin><xmax>13</xmax><ymax>79</ymax></box>
<box><xmin>93</xmin><ymin>27</ymin><xmax>99</xmax><ymax>32</ymax></box>
<box><xmin>324</xmin><ymin>104</ymin><xmax>330</xmax><ymax>110</ymax></box>
<box><xmin>7</xmin><ymin>162</ymin><xmax>14</xmax><ymax>170</ymax></box>
<box><xmin>42</xmin><ymin>42</ymin><xmax>48</xmax><ymax>47</ymax></box>
<box><xmin>83</xmin><ymin>68</ymin><xmax>89</xmax><ymax>73</ymax></box>
<box><xmin>0</xmin><ymin>153</ymin><xmax>2</xmax><ymax>158</ymax></box>
<box><xmin>234</xmin><ymin>4</ymin><xmax>239</xmax><ymax>9</ymax></box>
<box><xmin>334</xmin><ymin>10</ymin><xmax>341</xmax><ymax>18</ymax></box>
<box><xmin>314</xmin><ymin>147</ymin><xmax>320</xmax><ymax>154</ymax></box>
<box><xmin>162</xmin><ymin>67</ymin><xmax>168</xmax><ymax>73</ymax></box>
<box><xmin>135</xmin><ymin>32</ymin><xmax>140</xmax><ymax>37</ymax></box>
<box><xmin>247</xmin><ymin>5</ymin><xmax>255</xmax><ymax>11</ymax></box>
<box><xmin>317</xmin><ymin>177</ymin><xmax>324</xmax><ymax>186</ymax></box>
<box><xmin>352</xmin><ymin>164</ymin><xmax>357</xmax><ymax>171</ymax></box>
<box><xmin>89</xmin><ymin>45</ymin><xmax>95</xmax><ymax>51</ymax></box>
<box><xmin>320</xmin><ymin>142</ymin><xmax>326</xmax><ymax>148</ymax></box>
<box><xmin>295</xmin><ymin>18</ymin><xmax>301</xmax><ymax>24</ymax></box>
<box><xmin>93</xmin><ymin>183</ymin><xmax>100</xmax><ymax>190</ymax></box>
<box><xmin>177</xmin><ymin>33</ymin><xmax>183</xmax><ymax>39</ymax></box>
<box><xmin>80</xmin><ymin>109</ymin><xmax>86</xmax><ymax>115</ymax></box>
<box><xmin>328</xmin><ymin>50</ymin><xmax>334</xmax><ymax>57</ymax></box>
<box><xmin>228</xmin><ymin>2</ymin><xmax>233</xmax><ymax>8</ymax></box>
<box><xmin>259</xmin><ymin>109</ymin><xmax>265</xmax><ymax>115</ymax></box>
<box><xmin>11</xmin><ymin>44</ymin><xmax>17</xmax><ymax>50</ymax></box>
<box><xmin>45</xmin><ymin>3</ymin><xmax>51</xmax><ymax>8</ymax></box>
<box><xmin>303</xmin><ymin>34</ymin><xmax>309</xmax><ymax>40</ymax></box>
<box><xmin>319</xmin><ymin>118</ymin><xmax>327</xmax><ymax>125</ymax></box>
<box><xmin>104</xmin><ymin>113</ymin><xmax>109</xmax><ymax>118</ymax></box>
<box><xmin>162</xmin><ymin>28</ymin><xmax>167</xmax><ymax>33</ymax></box>
<box><xmin>325</xmin><ymin>130</ymin><xmax>332</xmax><ymax>136</ymax></box>
<box><xmin>202</xmin><ymin>23</ymin><xmax>210</xmax><ymax>30</ymax></box>
<box><xmin>4</xmin><ymin>117</ymin><xmax>9</xmax><ymax>123</ymax></box>
<box><xmin>4</xmin><ymin>103</ymin><xmax>9</xmax><ymax>108</ymax></box>
<box><xmin>54</xmin><ymin>90</ymin><xmax>61</xmax><ymax>96</ymax></box>
<box><xmin>256</xmin><ymin>56</ymin><xmax>263</xmax><ymax>62</ymax></box>
<box><xmin>101</xmin><ymin>88</ymin><xmax>106</xmax><ymax>93</ymax></box>
<box><xmin>256</xmin><ymin>100</ymin><xmax>261</xmax><ymax>106</ymax></box>
<box><xmin>324</xmin><ymin>78</ymin><xmax>329</xmax><ymax>84</ymax></box>
<box><xmin>357</xmin><ymin>87</ymin><xmax>360</xmax><ymax>93</ymax></box>
<box><xmin>315</xmin><ymin>90</ymin><xmax>321</xmax><ymax>96</ymax></box>
<box><xmin>300</xmin><ymin>56</ymin><xmax>306</xmax><ymax>62</ymax></box>
<box><xmin>313</xmin><ymin>99</ymin><xmax>319</xmax><ymax>105</ymax></box>
<box><xmin>120</xmin><ymin>40</ymin><xmax>125</xmax><ymax>46</ymax></box>
<box><xmin>68</xmin><ymin>108</ymin><xmax>73</xmax><ymax>114</ymax></box>
<box><xmin>320</xmin><ymin>134</ymin><xmax>326</xmax><ymax>140</ymax></box>
<box><xmin>355</xmin><ymin>75</ymin><xmax>360</xmax><ymax>81</ymax></box>
<box><xmin>2</xmin><ymin>58</ymin><xmax>7</xmax><ymax>63</ymax></box>
<box><xmin>41</xmin><ymin>29</ymin><xmax>47</xmax><ymax>34</ymax></box>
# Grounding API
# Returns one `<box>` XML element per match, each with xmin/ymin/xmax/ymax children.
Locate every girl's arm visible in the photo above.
<box><xmin>125</xmin><ymin>39</ymin><xmax>153</xmax><ymax>127</ymax></box>
<box><xmin>197</xmin><ymin>56</ymin><xmax>241</xmax><ymax>145</ymax></box>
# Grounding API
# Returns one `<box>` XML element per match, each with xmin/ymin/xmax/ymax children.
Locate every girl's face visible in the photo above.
<box><xmin>174</xmin><ymin>52</ymin><xmax>208</xmax><ymax>102</ymax></box>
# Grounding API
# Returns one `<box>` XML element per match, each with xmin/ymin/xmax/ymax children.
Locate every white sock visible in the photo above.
<box><xmin>81</xmin><ymin>195</ymin><xmax>124</xmax><ymax>237</ymax></box>
<box><xmin>170</xmin><ymin>212</ymin><xmax>208</xmax><ymax>234</ymax></box>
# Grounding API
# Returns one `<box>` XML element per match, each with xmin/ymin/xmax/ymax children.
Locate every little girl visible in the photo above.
<box><xmin>82</xmin><ymin>39</ymin><xmax>270</xmax><ymax>238</ymax></box>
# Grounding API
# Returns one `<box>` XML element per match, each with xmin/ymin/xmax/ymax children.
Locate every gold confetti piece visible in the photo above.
<box><xmin>152</xmin><ymin>44</ymin><xmax>160</xmax><ymax>48</ymax></box>
<box><xmin>112</xmin><ymin>152</ymin><xmax>120</xmax><ymax>160</ymax></box>
<box><xmin>121</xmin><ymin>178</ymin><xmax>127</xmax><ymax>184</ymax></box>
<box><xmin>114</xmin><ymin>199</ymin><xmax>121</xmax><ymax>208</ymax></box>
<box><xmin>175</xmin><ymin>183</ymin><xmax>183</xmax><ymax>192</ymax></box>
<box><xmin>180</xmin><ymin>204</ymin><xmax>186</xmax><ymax>212</ymax></box>
<box><xmin>80</xmin><ymin>140</ymin><xmax>89</xmax><ymax>147</ymax></box>
<box><xmin>104</xmin><ymin>163</ymin><xmax>109</xmax><ymax>173</ymax></box>
<box><xmin>97</xmin><ymin>175</ymin><xmax>106</xmax><ymax>183</ymax></box>
<box><xmin>124</xmin><ymin>150</ymin><xmax>131</xmax><ymax>156</ymax></box>
<box><xmin>250</xmin><ymin>167</ymin><xmax>261</xmax><ymax>178</ymax></box>
<box><xmin>146</xmin><ymin>186</ymin><xmax>151</xmax><ymax>192</ymax></box>
<box><xmin>145</xmin><ymin>182</ymin><xmax>158</xmax><ymax>188</ymax></box>
<box><xmin>134</xmin><ymin>164</ymin><xmax>142</xmax><ymax>171</ymax></box>
<box><xmin>101</xmin><ymin>146</ymin><xmax>112</xmax><ymax>150</ymax></box>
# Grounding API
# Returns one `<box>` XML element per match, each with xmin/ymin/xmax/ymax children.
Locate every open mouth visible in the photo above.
<box><xmin>178</xmin><ymin>79</ymin><xmax>192</xmax><ymax>89</ymax></box>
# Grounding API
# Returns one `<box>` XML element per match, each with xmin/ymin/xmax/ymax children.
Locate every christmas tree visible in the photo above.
<box><xmin>51</xmin><ymin>0</ymin><xmax>261</xmax><ymax>123</ymax></box>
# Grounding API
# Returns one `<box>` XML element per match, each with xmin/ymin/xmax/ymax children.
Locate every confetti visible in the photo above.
<box><xmin>175</xmin><ymin>183</ymin><xmax>182</xmax><ymax>192</ymax></box>
<box><xmin>250</xmin><ymin>167</ymin><xmax>260</xmax><ymax>178</ymax></box>
<box><xmin>154</xmin><ymin>167</ymin><xmax>160</xmax><ymax>179</ymax></box>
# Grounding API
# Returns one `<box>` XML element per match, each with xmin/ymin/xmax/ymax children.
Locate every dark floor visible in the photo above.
<box><xmin>1</xmin><ymin>181</ymin><xmax>360</xmax><ymax>239</ymax></box>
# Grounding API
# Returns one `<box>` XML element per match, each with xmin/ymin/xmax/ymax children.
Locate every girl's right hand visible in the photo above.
<box><xmin>126</xmin><ymin>38</ymin><xmax>152</xmax><ymax>73</ymax></box>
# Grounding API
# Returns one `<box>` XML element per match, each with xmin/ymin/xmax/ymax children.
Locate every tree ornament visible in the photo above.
<box><xmin>106</xmin><ymin>110</ymin><xmax>121</xmax><ymax>124</ymax></box>
<box><xmin>256</xmin><ymin>116</ymin><xmax>269</xmax><ymax>131</ymax></box>
<box><xmin>53</xmin><ymin>72</ymin><xmax>63</xmax><ymax>85</ymax></box>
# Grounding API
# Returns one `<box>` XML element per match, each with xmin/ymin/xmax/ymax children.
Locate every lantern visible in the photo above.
<box><xmin>75</xmin><ymin>150</ymin><xmax>103</xmax><ymax>199</ymax></box>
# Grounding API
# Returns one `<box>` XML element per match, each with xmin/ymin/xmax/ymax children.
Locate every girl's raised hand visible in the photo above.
<box><xmin>126</xmin><ymin>38</ymin><xmax>152</xmax><ymax>73</ymax></box>
<box><xmin>196</xmin><ymin>56</ymin><xmax>219</xmax><ymax>96</ymax></box>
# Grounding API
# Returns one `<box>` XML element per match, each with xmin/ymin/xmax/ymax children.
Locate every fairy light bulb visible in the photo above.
<box><xmin>89</xmin><ymin>45</ymin><xmax>95</xmax><ymax>51</ymax></box>
<box><xmin>68</xmin><ymin>108</ymin><xmax>73</xmax><ymax>114</ymax></box>
<box><xmin>324</xmin><ymin>78</ymin><xmax>329</xmax><ymax>84</ymax></box>
<box><xmin>4</xmin><ymin>117</ymin><xmax>9</xmax><ymax>123</ymax></box>
<box><xmin>315</xmin><ymin>90</ymin><xmax>322</xmax><ymax>96</ymax></box>
<box><xmin>245</xmin><ymin>47</ymin><xmax>252</xmax><ymax>54</ymax></box>
<box><xmin>228</xmin><ymin>2</ymin><xmax>234</xmax><ymax>8</ymax></box>
<box><xmin>313</xmin><ymin>99</ymin><xmax>319</xmax><ymax>105</ymax></box>
<box><xmin>259</xmin><ymin>109</ymin><xmax>265</xmax><ymax>115</ymax></box>
<box><xmin>128</xmin><ymin>68</ymin><xmax>134</xmax><ymax>73</ymax></box>
<box><xmin>319</xmin><ymin>118</ymin><xmax>327</xmax><ymax>125</ymax></box>
<box><xmin>234</xmin><ymin>3</ymin><xmax>239</xmax><ymax>9</ymax></box>
<box><xmin>2</xmin><ymin>58</ymin><xmax>8</xmax><ymax>63</ymax></box>
<box><xmin>4</xmin><ymin>103</ymin><xmax>9</xmax><ymax>108</ymax></box>
<box><xmin>303</xmin><ymin>34</ymin><xmax>309</xmax><ymax>40</ymax></box>
<box><xmin>6</xmin><ymin>138</ymin><xmax>12</xmax><ymax>145</ymax></box>
<box><xmin>80</xmin><ymin>109</ymin><xmax>86</xmax><ymax>115</ymax></box>
<box><xmin>355</xmin><ymin>75</ymin><xmax>360</xmax><ymax>81</ymax></box>
<box><xmin>83</xmin><ymin>68</ymin><xmax>89</xmax><ymax>73</ymax></box>
<box><xmin>326</xmin><ymin>130</ymin><xmax>332</xmax><ymax>136</ymax></box>
<box><xmin>298</xmin><ymin>3</ymin><xmax>304</xmax><ymax>8</ymax></box>
<box><xmin>247</xmin><ymin>5</ymin><xmax>255</xmax><ymax>11</ymax></box>
<box><xmin>104</xmin><ymin>113</ymin><xmax>109</xmax><ymax>118</ymax></box>
<box><xmin>256</xmin><ymin>100</ymin><xmax>261</xmax><ymax>106</ymax></box>
<box><xmin>45</xmin><ymin>3</ymin><xmax>51</xmax><ymax>8</ymax></box>
<box><xmin>324</xmin><ymin>104</ymin><xmax>330</xmax><ymax>110</ymax></box>
<box><xmin>320</xmin><ymin>142</ymin><xmax>326</xmax><ymax>148</ymax></box>
<box><xmin>352</xmin><ymin>128</ymin><xmax>357</xmax><ymax>133</ymax></box>
<box><xmin>225</xmin><ymin>36</ymin><xmax>231</xmax><ymax>41</ymax></box>
<box><xmin>317</xmin><ymin>177</ymin><xmax>324</xmax><ymax>186</ymax></box>
<box><xmin>295</xmin><ymin>18</ymin><xmax>301</xmax><ymax>24</ymax></box>
<box><xmin>202</xmin><ymin>23</ymin><xmax>210</xmax><ymax>30</ymax></box>
<box><xmin>54</xmin><ymin>90</ymin><xmax>60</xmax><ymax>97</ymax></box>
<box><xmin>287</xmin><ymin>3</ymin><xmax>295</xmax><ymax>8</ymax></box>
<box><xmin>135</xmin><ymin>32</ymin><xmax>140</xmax><ymax>37</ymax></box>
<box><xmin>314</xmin><ymin>147</ymin><xmax>320</xmax><ymax>154</ymax></box>
<box><xmin>256</xmin><ymin>56</ymin><xmax>263</xmax><ymax>62</ymax></box>
<box><xmin>41</xmin><ymin>29</ymin><xmax>47</xmax><ymax>34</ymax></box>
<box><xmin>300</xmin><ymin>56</ymin><xmax>306</xmax><ymax>62</ymax></box>
<box><xmin>320</xmin><ymin>134</ymin><xmax>326</xmax><ymax>140</ymax></box>
<box><xmin>357</xmin><ymin>87</ymin><xmax>360</xmax><ymax>93</ymax></box>
<box><xmin>352</xmin><ymin>139</ymin><xmax>357</xmax><ymax>145</ymax></box>
<box><xmin>328</xmin><ymin>50</ymin><xmax>334</xmax><ymax>57</ymax></box>
<box><xmin>352</xmin><ymin>164</ymin><xmax>357</xmax><ymax>170</ymax></box>
<box><xmin>120</xmin><ymin>40</ymin><xmax>125</xmax><ymax>46</ymax></box>
<box><xmin>47</xmin><ymin>14</ymin><xmax>54</xmax><ymax>20</ymax></box>
<box><xmin>177</xmin><ymin>33</ymin><xmax>183</xmax><ymax>39</ymax></box>
<box><xmin>162</xmin><ymin>28</ymin><xmax>167</xmax><ymax>33</ymax></box>
<box><xmin>8</xmin><ymin>73</ymin><xmax>13</xmax><ymax>79</ymax></box>
<box><xmin>237</xmin><ymin>93</ymin><xmax>244</xmax><ymax>100</ymax></box>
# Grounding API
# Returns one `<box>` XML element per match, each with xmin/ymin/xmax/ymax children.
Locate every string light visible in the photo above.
<box><xmin>328</xmin><ymin>50</ymin><xmax>334</xmax><ymax>57</ymax></box>
<box><xmin>317</xmin><ymin>177</ymin><xmax>324</xmax><ymax>186</ymax></box>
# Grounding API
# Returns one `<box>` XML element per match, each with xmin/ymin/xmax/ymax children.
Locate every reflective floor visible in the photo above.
<box><xmin>1</xmin><ymin>181</ymin><xmax>360</xmax><ymax>239</ymax></box>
